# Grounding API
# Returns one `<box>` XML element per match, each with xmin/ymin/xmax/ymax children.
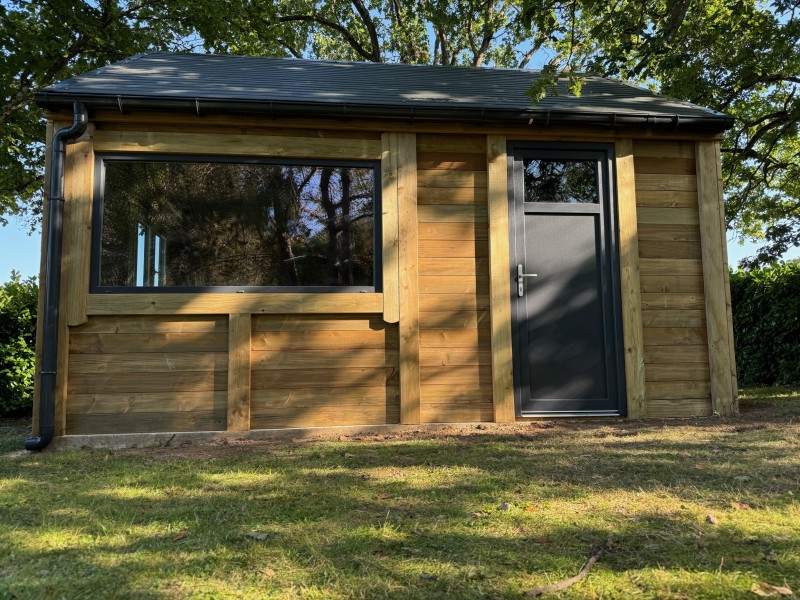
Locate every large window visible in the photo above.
<box><xmin>92</xmin><ymin>157</ymin><xmax>379</xmax><ymax>292</ymax></box>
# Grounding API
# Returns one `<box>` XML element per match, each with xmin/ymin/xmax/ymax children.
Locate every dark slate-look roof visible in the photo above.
<box><xmin>36</xmin><ymin>52</ymin><xmax>732</xmax><ymax>131</ymax></box>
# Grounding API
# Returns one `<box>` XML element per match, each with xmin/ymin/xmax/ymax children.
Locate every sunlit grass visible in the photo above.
<box><xmin>0</xmin><ymin>387</ymin><xmax>798</xmax><ymax>598</ymax></box>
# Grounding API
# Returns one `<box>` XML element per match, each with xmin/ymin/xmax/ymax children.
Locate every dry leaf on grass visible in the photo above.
<box><xmin>705</xmin><ymin>514</ymin><xmax>719</xmax><ymax>525</ymax></box>
<box><xmin>732</xmin><ymin>501</ymin><xmax>753</xmax><ymax>510</ymax></box>
<box><xmin>248</xmin><ymin>531</ymin><xmax>270</xmax><ymax>540</ymax></box>
<box><xmin>750</xmin><ymin>581</ymin><xmax>793</xmax><ymax>597</ymax></box>
<box><xmin>171</xmin><ymin>531</ymin><xmax>187</xmax><ymax>541</ymax></box>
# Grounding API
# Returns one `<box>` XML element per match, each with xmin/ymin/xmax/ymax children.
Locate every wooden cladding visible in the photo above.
<box><xmin>632</xmin><ymin>140</ymin><xmax>719</xmax><ymax>418</ymax></box>
<box><xmin>46</xmin><ymin>118</ymin><xmax>736</xmax><ymax>438</ymax></box>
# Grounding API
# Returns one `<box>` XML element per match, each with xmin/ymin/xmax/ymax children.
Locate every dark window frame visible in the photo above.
<box><xmin>90</xmin><ymin>153</ymin><xmax>383</xmax><ymax>294</ymax></box>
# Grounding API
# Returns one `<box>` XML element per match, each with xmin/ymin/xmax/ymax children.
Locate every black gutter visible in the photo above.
<box><xmin>26</xmin><ymin>101</ymin><xmax>88</xmax><ymax>452</ymax></box>
<box><xmin>34</xmin><ymin>93</ymin><xmax>735</xmax><ymax>132</ymax></box>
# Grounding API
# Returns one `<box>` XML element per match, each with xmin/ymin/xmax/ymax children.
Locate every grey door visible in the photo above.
<box><xmin>508</xmin><ymin>144</ymin><xmax>625</xmax><ymax>416</ymax></box>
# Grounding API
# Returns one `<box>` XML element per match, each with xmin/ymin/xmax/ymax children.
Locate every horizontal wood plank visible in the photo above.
<box><xmin>638</xmin><ymin>224</ymin><xmax>701</xmax><ymax>242</ymax></box>
<box><xmin>251</xmin><ymin>367</ymin><xmax>399</xmax><ymax>389</ymax></box>
<box><xmin>644</xmin><ymin>345</ymin><xmax>709</xmax><ymax>364</ymax></box>
<box><xmin>638</xmin><ymin>240</ymin><xmax>702</xmax><ymax>259</ymax></box>
<box><xmin>252</xmin><ymin>315</ymin><xmax>391</xmax><ymax>332</ymax></box>
<box><xmin>635</xmin><ymin>190</ymin><xmax>698</xmax><ymax>208</ymax></box>
<box><xmin>417</xmin><ymin>170</ymin><xmax>487</xmax><ymax>188</ymax></box>
<box><xmin>417</xmin><ymin>205</ymin><xmax>488</xmax><ymax>223</ymax></box>
<box><xmin>70</xmin><ymin>332</ymin><xmax>228</xmax><ymax>354</ymax></box>
<box><xmin>640</xmin><ymin>293</ymin><xmax>705</xmax><ymax>310</ymax></box>
<box><xmin>250</xmin><ymin>386</ymin><xmax>399</xmax><ymax>409</ymax></box>
<box><xmin>251</xmin><ymin>330</ymin><xmax>395</xmax><ymax>350</ymax></box>
<box><xmin>251</xmin><ymin>348</ymin><xmax>397</xmax><ymax>369</ymax></box>
<box><xmin>420</xmin><ymin>384</ymin><xmax>493</xmax><ymax>402</ymax></box>
<box><xmin>420</xmin><ymin>348</ymin><xmax>492</xmax><ymax>366</ymax></box>
<box><xmin>642</xmin><ymin>310</ymin><xmax>706</xmax><ymax>328</ymax></box>
<box><xmin>67</xmin><ymin>411</ymin><xmax>225</xmax><ymax>434</ymax></box>
<box><xmin>640</xmin><ymin>275</ymin><xmax>704</xmax><ymax>294</ymax></box>
<box><xmin>418</xmin><ymin>257</ymin><xmax>489</xmax><ymax>277</ymax></box>
<box><xmin>419</xmin><ymin>294</ymin><xmax>490</xmax><ymax>312</ymax></box>
<box><xmin>250</xmin><ymin>406</ymin><xmax>400</xmax><ymax>428</ymax></box>
<box><xmin>86</xmin><ymin>293</ymin><xmax>384</xmax><ymax>315</ymax></box>
<box><xmin>71</xmin><ymin>316</ymin><xmax>227</xmax><ymax>334</ymax></box>
<box><xmin>419</xmin><ymin>310</ymin><xmax>489</xmax><ymax>329</ymax></box>
<box><xmin>419</xmin><ymin>329</ymin><xmax>485</xmax><ymax>349</ymax></box>
<box><xmin>69</xmin><ymin>352</ymin><xmax>228</xmax><ymax>373</ymax></box>
<box><xmin>418</xmin><ymin>239</ymin><xmax>489</xmax><ymax>258</ymax></box>
<box><xmin>419</xmin><ymin>222</ymin><xmax>488</xmax><ymax>240</ymax></box>
<box><xmin>69</xmin><ymin>371</ymin><xmax>228</xmax><ymax>394</ymax></box>
<box><xmin>419</xmin><ymin>365</ymin><xmax>492</xmax><ymax>386</ymax></box>
<box><xmin>417</xmin><ymin>187</ymin><xmax>487</xmax><ymax>205</ymax></box>
<box><xmin>68</xmin><ymin>391</ymin><xmax>227</xmax><ymax>414</ymax></box>
<box><xmin>637</xmin><ymin>207</ymin><xmax>699</xmax><ymax>225</ymax></box>
<box><xmin>420</xmin><ymin>405</ymin><xmax>494</xmax><ymax>423</ymax></box>
<box><xmin>633</xmin><ymin>141</ymin><xmax>695</xmax><ymax>159</ymax></box>
<box><xmin>634</xmin><ymin>157</ymin><xmax>696</xmax><ymax>175</ymax></box>
<box><xmin>635</xmin><ymin>174</ymin><xmax>697</xmax><ymax>191</ymax></box>
<box><xmin>643</xmin><ymin>327</ymin><xmax>707</xmax><ymax>346</ymax></box>
<box><xmin>418</xmin><ymin>276</ymin><xmax>488</xmax><ymax>294</ymax></box>
<box><xmin>645</xmin><ymin>398</ymin><xmax>712</xmax><ymax>417</ymax></box>
<box><xmin>646</xmin><ymin>381</ymin><xmax>711</xmax><ymax>400</ymax></box>
<box><xmin>645</xmin><ymin>363</ymin><xmax>711</xmax><ymax>382</ymax></box>
<box><xmin>417</xmin><ymin>135</ymin><xmax>487</xmax><ymax>154</ymax></box>
<box><xmin>94</xmin><ymin>130</ymin><xmax>382</xmax><ymax>159</ymax></box>
<box><xmin>639</xmin><ymin>259</ymin><xmax>704</xmax><ymax>276</ymax></box>
<box><xmin>417</xmin><ymin>152</ymin><xmax>486</xmax><ymax>171</ymax></box>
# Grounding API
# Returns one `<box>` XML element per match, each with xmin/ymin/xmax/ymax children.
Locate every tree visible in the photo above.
<box><xmin>2</xmin><ymin>0</ymin><xmax>799</xmax><ymax>265</ymax></box>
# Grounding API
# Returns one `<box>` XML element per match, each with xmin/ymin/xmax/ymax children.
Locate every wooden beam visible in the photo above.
<box><xmin>93</xmin><ymin>130</ymin><xmax>382</xmax><ymax>160</ymax></box>
<box><xmin>486</xmin><ymin>135</ymin><xmax>515</xmax><ymax>423</ymax></box>
<box><xmin>63</xmin><ymin>125</ymin><xmax>95</xmax><ymax>327</ymax></box>
<box><xmin>696</xmin><ymin>141</ymin><xmax>737</xmax><ymax>415</ymax></box>
<box><xmin>381</xmin><ymin>133</ymin><xmax>400</xmax><ymax>323</ymax></box>
<box><xmin>227</xmin><ymin>313</ymin><xmax>251</xmax><ymax>431</ymax></box>
<box><xmin>615</xmin><ymin>139</ymin><xmax>646</xmax><ymax>419</ymax></box>
<box><xmin>715</xmin><ymin>141</ymin><xmax>739</xmax><ymax>403</ymax></box>
<box><xmin>396</xmin><ymin>133</ymin><xmax>420</xmax><ymax>424</ymax></box>
<box><xmin>86</xmin><ymin>293</ymin><xmax>384</xmax><ymax>315</ymax></box>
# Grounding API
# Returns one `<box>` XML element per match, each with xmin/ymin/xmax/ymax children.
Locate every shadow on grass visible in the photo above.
<box><xmin>1</xmin><ymin>420</ymin><xmax>799</xmax><ymax>598</ymax></box>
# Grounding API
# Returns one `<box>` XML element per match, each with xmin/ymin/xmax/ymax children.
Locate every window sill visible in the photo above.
<box><xmin>85</xmin><ymin>292</ymin><xmax>384</xmax><ymax>315</ymax></box>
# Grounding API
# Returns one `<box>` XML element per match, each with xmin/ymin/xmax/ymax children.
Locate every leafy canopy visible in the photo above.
<box><xmin>1</xmin><ymin>0</ymin><xmax>798</xmax><ymax>265</ymax></box>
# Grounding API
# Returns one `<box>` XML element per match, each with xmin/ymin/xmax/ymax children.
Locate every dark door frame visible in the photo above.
<box><xmin>507</xmin><ymin>141</ymin><xmax>627</xmax><ymax>417</ymax></box>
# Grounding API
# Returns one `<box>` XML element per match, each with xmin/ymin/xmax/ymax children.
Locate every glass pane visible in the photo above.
<box><xmin>523</xmin><ymin>159</ymin><xmax>599</xmax><ymax>203</ymax></box>
<box><xmin>99</xmin><ymin>161</ymin><xmax>375</xmax><ymax>288</ymax></box>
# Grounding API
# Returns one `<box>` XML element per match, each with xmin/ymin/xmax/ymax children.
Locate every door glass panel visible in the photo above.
<box><xmin>523</xmin><ymin>159</ymin><xmax>599</xmax><ymax>203</ymax></box>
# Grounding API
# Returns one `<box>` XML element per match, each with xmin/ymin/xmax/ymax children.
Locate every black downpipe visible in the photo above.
<box><xmin>25</xmin><ymin>101</ymin><xmax>88</xmax><ymax>451</ymax></box>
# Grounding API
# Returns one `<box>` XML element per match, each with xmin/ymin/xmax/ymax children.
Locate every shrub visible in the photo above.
<box><xmin>0</xmin><ymin>272</ymin><xmax>38</xmax><ymax>417</ymax></box>
<box><xmin>730</xmin><ymin>261</ymin><xmax>800</xmax><ymax>386</ymax></box>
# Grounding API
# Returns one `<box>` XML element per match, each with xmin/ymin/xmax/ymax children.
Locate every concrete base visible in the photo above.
<box><xmin>45</xmin><ymin>422</ymin><xmax>484</xmax><ymax>451</ymax></box>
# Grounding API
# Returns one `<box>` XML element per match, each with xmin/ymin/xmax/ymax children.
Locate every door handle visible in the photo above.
<box><xmin>517</xmin><ymin>264</ymin><xmax>538</xmax><ymax>297</ymax></box>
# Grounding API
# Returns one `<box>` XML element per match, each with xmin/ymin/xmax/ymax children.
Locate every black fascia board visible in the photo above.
<box><xmin>34</xmin><ymin>91</ymin><xmax>735</xmax><ymax>133</ymax></box>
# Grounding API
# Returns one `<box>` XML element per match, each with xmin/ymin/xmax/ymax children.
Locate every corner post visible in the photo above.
<box><xmin>227</xmin><ymin>313</ymin><xmax>252</xmax><ymax>430</ymax></box>
<box><xmin>696</xmin><ymin>141</ymin><xmax>737</xmax><ymax>415</ymax></box>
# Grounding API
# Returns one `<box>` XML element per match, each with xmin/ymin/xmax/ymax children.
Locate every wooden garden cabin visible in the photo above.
<box><xmin>29</xmin><ymin>53</ymin><xmax>737</xmax><ymax>445</ymax></box>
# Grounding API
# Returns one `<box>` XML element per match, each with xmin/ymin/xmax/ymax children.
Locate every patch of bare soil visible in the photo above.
<box><xmin>116</xmin><ymin>401</ymin><xmax>800</xmax><ymax>461</ymax></box>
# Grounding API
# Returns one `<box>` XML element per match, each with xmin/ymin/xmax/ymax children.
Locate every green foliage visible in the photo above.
<box><xmin>730</xmin><ymin>262</ymin><xmax>800</xmax><ymax>386</ymax></box>
<box><xmin>0</xmin><ymin>272</ymin><xmax>38</xmax><ymax>416</ymax></box>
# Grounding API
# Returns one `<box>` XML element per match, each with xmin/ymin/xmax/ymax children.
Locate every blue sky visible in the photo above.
<box><xmin>1</xmin><ymin>212</ymin><xmax>797</xmax><ymax>282</ymax></box>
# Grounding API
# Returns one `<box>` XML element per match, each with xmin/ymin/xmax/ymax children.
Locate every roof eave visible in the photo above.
<box><xmin>34</xmin><ymin>91</ymin><xmax>735</xmax><ymax>133</ymax></box>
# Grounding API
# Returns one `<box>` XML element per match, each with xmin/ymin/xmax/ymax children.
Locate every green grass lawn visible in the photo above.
<box><xmin>1</xmin><ymin>388</ymin><xmax>799</xmax><ymax>599</ymax></box>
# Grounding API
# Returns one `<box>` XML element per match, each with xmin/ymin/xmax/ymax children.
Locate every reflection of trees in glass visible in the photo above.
<box><xmin>100</xmin><ymin>161</ymin><xmax>375</xmax><ymax>288</ymax></box>
<box><xmin>524</xmin><ymin>160</ymin><xmax>598</xmax><ymax>203</ymax></box>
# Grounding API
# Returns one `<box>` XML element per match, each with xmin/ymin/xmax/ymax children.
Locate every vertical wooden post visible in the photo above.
<box><xmin>396</xmin><ymin>133</ymin><xmax>420</xmax><ymax>424</ymax></box>
<box><xmin>486</xmin><ymin>135</ymin><xmax>515</xmax><ymax>423</ymax></box>
<box><xmin>381</xmin><ymin>133</ymin><xmax>400</xmax><ymax>324</ymax></box>
<box><xmin>696</xmin><ymin>141</ymin><xmax>737</xmax><ymax>415</ymax></box>
<box><xmin>615</xmin><ymin>139</ymin><xmax>646</xmax><ymax>418</ymax></box>
<box><xmin>32</xmin><ymin>121</ymin><xmax>55</xmax><ymax>436</ymax></box>
<box><xmin>227</xmin><ymin>313</ymin><xmax>252</xmax><ymax>430</ymax></box>
<box><xmin>63</xmin><ymin>125</ymin><xmax>95</xmax><ymax>327</ymax></box>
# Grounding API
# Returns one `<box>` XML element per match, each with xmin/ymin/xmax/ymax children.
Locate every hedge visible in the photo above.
<box><xmin>0</xmin><ymin>273</ymin><xmax>37</xmax><ymax>417</ymax></box>
<box><xmin>730</xmin><ymin>261</ymin><xmax>800</xmax><ymax>386</ymax></box>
